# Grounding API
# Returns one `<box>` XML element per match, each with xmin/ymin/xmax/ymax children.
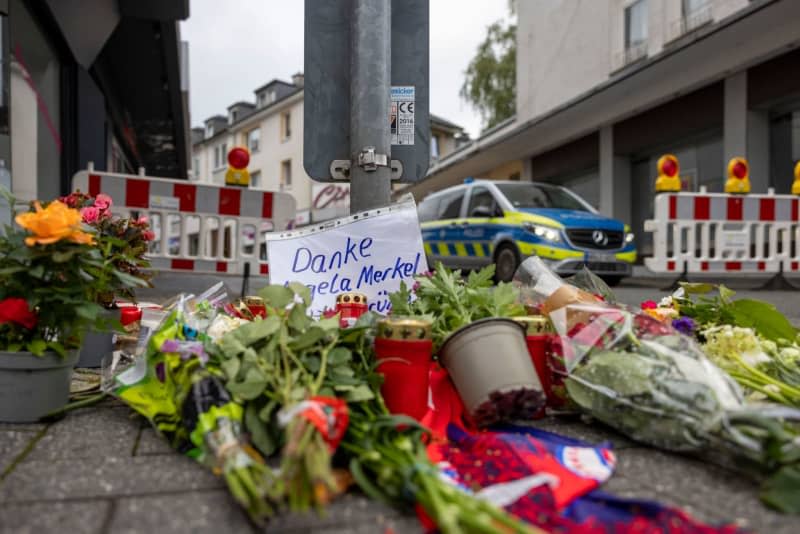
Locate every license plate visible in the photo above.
<box><xmin>583</xmin><ymin>253</ymin><xmax>617</xmax><ymax>263</ymax></box>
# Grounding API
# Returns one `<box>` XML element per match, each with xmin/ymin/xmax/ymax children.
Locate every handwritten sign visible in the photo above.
<box><xmin>265</xmin><ymin>198</ymin><xmax>428</xmax><ymax>316</ymax></box>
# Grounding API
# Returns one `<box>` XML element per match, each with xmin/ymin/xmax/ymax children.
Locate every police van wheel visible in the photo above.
<box><xmin>493</xmin><ymin>244</ymin><xmax>520</xmax><ymax>283</ymax></box>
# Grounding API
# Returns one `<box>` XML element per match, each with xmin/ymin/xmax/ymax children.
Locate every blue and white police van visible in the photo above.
<box><xmin>417</xmin><ymin>180</ymin><xmax>637</xmax><ymax>284</ymax></box>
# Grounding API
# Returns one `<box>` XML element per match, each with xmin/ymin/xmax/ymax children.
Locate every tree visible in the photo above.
<box><xmin>460</xmin><ymin>6</ymin><xmax>516</xmax><ymax>131</ymax></box>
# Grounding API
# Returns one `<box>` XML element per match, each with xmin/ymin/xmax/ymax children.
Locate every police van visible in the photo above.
<box><xmin>417</xmin><ymin>180</ymin><xmax>636</xmax><ymax>284</ymax></box>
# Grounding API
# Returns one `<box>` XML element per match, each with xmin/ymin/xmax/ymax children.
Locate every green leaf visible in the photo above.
<box><xmin>220</xmin><ymin>357</ymin><xmax>240</xmax><ymax>380</ymax></box>
<box><xmin>288</xmin><ymin>302</ymin><xmax>309</xmax><ymax>331</ymax></box>
<box><xmin>52</xmin><ymin>249</ymin><xmax>78</xmax><ymax>263</ymax></box>
<box><xmin>728</xmin><ymin>299</ymin><xmax>797</xmax><ymax>342</ymax></box>
<box><xmin>761</xmin><ymin>465</ymin><xmax>800</xmax><ymax>513</ymax></box>
<box><xmin>718</xmin><ymin>284</ymin><xmax>736</xmax><ymax>304</ymax></box>
<box><xmin>245</xmin><ymin>402</ymin><xmax>279</xmax><ymax>457</ymax></box>
<box><xmin>233</xmin><ymin>316</ymin><xmax>281</xmax><ymax>347</ymax></box>
<box><xmin>288</xmin><ymin>326</ymin><xmax>326</xmax><ymax>351</ymax></box>
<box><xmin>328</xmin><ymin>347</ymin><xmax>352</xmax><ymax>366</ymax></box>
<box><xmin>227</xmin><ymin>367</ymin><xmax>268</xmax><ymax>400</ymax></box>
<box><xmin>258</xmin><ymin>285</ymin><xmax>294</xmax><ymax>309</ymax></box>
<box><xmin>288</xmin><ymin>281</ymin><xmax>312</xmax><ymax>306</ymax></box>
<box><xmin>218</xmin><ymin>334</ymin><xmax>247</xmax><ymax>359</ymax></box>
<box><xmin>26</xmin><ymin>338</ymin><xmax>47</xmax><ymax>356</ymax></box>
<box><xmin>29</xmin><ymin>265</ymin><xmax>45</xmax><ymax>279</ymax></box>
<box><xmin>345</xmin><ymin>384</ymin><xmax>375</xmax><ymax>402</ymax></box>
<box><xmin>678</xmin><ymin>282</ymin><xmax>715</xmax><ymax>294</ymax></box>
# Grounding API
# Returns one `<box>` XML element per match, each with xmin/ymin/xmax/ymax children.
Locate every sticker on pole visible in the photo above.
<box><xmin>391</xmin><ymin>86</ymin><xmax>415</xmax><ymax>146</ymax></box>
<box><xmin>265</xmin><ymin>197</ymin><xmax>428</xmax><ymax>317</ymax></box>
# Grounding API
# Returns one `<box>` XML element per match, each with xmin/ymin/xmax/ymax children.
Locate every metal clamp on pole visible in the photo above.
<box><xmin>357</xmin><ymin>146</ymin><xmax>387</xmax><ymax>171</ymax></box>
<box><xmin>330</xmin><ymin>158</ymin><xmax>404</xmax><ymax>181</ymax></box>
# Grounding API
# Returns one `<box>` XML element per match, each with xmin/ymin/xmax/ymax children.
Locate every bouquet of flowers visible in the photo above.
<box><xmin>60</xmin><ymin>191</ymin><xmax>154</xmax><ymax>306</ymax></box>
<box><xmin>0</xmin><ymin>189</ymin><xmax>133</xmax><ymax>354</ymax></box>
<box><xmin>515</xmin><ymin>257</ymin><xmax>800</xmax><ymax>512</ymax></box>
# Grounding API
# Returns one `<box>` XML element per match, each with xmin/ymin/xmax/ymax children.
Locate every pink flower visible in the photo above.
<box><xmin>640</xmin><ymin>300</ymin><xmax>657</xmax><ymax>310</ymax></box>
<box><xmin>80</xmin><ymin>206</ymin><xmax>100</xmax><ymax>224</ymax></box>
<box><xmin>143</xmin><ymin>230</ymin><xmax>156</xmax><ymax>241</ymax></box>
<box><xmin>93</xmin><ymin>194</ymin><xmax>113</xmax><ymax>211</ymax></box>
<box><xmin>135</xmin><ymin>216</ymin><xmax>148</xmax><ymax>226</ymax></box>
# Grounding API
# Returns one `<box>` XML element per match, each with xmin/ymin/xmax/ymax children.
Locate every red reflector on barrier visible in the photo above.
<box><xmin>260</xmin><ymin>264</ymin><xmax>269</xmax><ymax>275</ymax></box>
<box><xmin>727</xmin><ymin>197</ymin><xmax>743</xmax><ymax>221</ymax></box>
<box><xmin>171</xmin><ymin>259</ymin><xmax>194</xmax><ymax>270</ymax></box>
<box><xmin>174</xmin><ymin>183</ymin><xmax>197</xmax><ymax>212</ymax></box>
<box><xmin>89</xmin><ymin>174</ymin><xmax>101</xmax><ymax>196</ymax></box>
<box><xmin>216</xmin><ymin>262</ymin><xmax>227</xmax><ymax>273</ymax></box>
<box><xmin>725</xmin><ymin>262</ymin><xmax>742</xmax><ymax>271</ymax></box>
<box><xmin>694</xmin><ymin>197</ymin><xmax>709</xmax><ymax>220</ymax></box>
<box><xmin>126</xmin><ymin>179</ymin><xmax>150</xmax><ymax>208</ymax></box>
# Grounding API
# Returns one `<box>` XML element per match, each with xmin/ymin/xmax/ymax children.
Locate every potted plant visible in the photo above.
<box><xmin>389</xmin><ymin>263</ymin><xmax>544</xmax><ymax>426</ymax></box>
<box><xmin>0</xmin><ymin>190</ymin><xmax>133</xmax><ymax>422</ymax></box>
<box><xmin>60</xmin><ymin>191</ymin><xmax>154</xmax><ymax>367</ymax></box>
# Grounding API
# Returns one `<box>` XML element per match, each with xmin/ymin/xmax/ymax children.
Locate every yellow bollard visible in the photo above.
<box><xmin>655</xmin><ymin>154</ymin><xmax>681</xmax><ymax>193</ymax></box>
<box><xmin>792</xmin><ymin>161</ymin><xmax>800</xmax><ymax>195</ymax></box>
<box><xmin>724</xmin><ymin>157</ymin><xmax>750</xmax><ymax>194</ymax></box>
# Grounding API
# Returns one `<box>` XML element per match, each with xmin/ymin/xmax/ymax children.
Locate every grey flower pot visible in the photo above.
<box><xmin>439</xmin><ymin>318</ymin><xmax>544</xmax><ymax>418</ymax></box>
<box><xmin>0</xmin><ymin>350</ymin><xmax>79</xmax><ymax>422</ymax></box>
<box><xmin>77</xmin><ymin>309</ymin><xmax>119</xmax><ymax>368</ymax></box>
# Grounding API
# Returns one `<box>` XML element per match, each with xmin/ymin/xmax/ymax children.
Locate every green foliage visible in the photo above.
<box><xmin>677</xmin><ymin>284</ymin><xmax>798</xmax><ymax>343</ymax></box>
<box><xmin>389</xmin><ymin>262</ymin><xmax>524</xmax><ymax>351</ymax></box>
<box><xmin>460</xmin><ymin>15</ymin><xmax>516</xmax><ymax>131</ymax></box>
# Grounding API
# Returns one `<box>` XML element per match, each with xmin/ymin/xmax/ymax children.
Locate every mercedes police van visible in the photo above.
<box><xmin>417</xmin><ymin>179</ymin><xmax>637</xmax><ymax>284</ymax></box>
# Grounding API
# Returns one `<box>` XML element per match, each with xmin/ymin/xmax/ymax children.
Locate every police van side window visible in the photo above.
<box><xmin>467</xmin><ymin>187</ymin><xmax>498</xmax><ymax>217</ymax></box>
<box><xmin>438</xmin><ymin>191</ymin><xmax>465</xmax><ymax>220</ymax></box>
<box><xmin>418</xmin><ymin>197</ymin><xmax>439</xmax><ymax>222</ymax></box>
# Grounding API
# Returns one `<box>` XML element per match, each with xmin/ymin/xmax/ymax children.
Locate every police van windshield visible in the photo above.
<box><xmin>495</xmin><ymin>183</ymin><xmax>593</xmax><ymax>212</ymax></box>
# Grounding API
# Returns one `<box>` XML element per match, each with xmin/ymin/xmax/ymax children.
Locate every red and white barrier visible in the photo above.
<box><xmin>72</xmin><ymin>169</ymin><xmax>296</xmax><ymax>276</ymax></box>
<box><xmin>644</xmin><ymin>190</ymin><xmax>800</xmax><ymax>275</ymax></box>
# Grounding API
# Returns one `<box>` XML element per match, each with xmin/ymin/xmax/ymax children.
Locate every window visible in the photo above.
<box><xmin>281</xmin><ymin>111</ymin><xmax>291</xmax><ymax>140</ymax></box>
<box><xmin>206</xmin><ymin>123</ymin><xmax>214</xmax><ymax>139</ymax></box>
<box><xmin>192</xmin><ymin>157</ymin><xmax>199</xmax><ymax>179</ymax></box>
<box><xmin>467</xmin><ymin>187</ymin><xmax>499</xmax><ymax>217</ymax></box>
<box><xmin>258</xmin><ymin>93</ymin><xmax>266</xmax><ymax>107</ymax></box>
<box><xmin>437</xmin><ymin>190</ymin><xmax>465</xmax><ymax>220</ymax></box>
<box><xmin>269</xmin><ymin>90</ymin><xmax>276</xmax><ymax>103</ymax></box>
<box><xmin>682</xmin><ymin>0</ymin><xmax>707</xmax><ymax>17</ymax></box>
<box><xmin>214</xmin><ymin>143</ymin><xmax>227</xmax><ymax>169</ymax></box>
<box><xmin>247</xmin><ymin>128</ymin><xmax>261</xmax><ymax>153</ymax></box>
<box><xmin>229</xmin><ymin>110</ymin><xmax>237</xmax><ymax>124</ymax></box>
<box><xmin>431</xmin><ymin>135</ymin><xmax>440</xmax><ymax>159</ymax></box>
<box><xmin>280</xmin><ymin>159</ymin><xmax>292</xmax><ymax>189</ymax></box>
<box><xmin>250</xmin><ymin>170</ymin><xmax>261</xmax><ymax>188</ymax></box>
<box><xmin>625</xmin><ymin>0</ymin><xmax>648</xmax><ymax>49</ymax></box>
<box><xmin>418</xmin><ymin>197</ymin><xmax>441</xmax><ymax>222</ymax></box>
<box><xmin>495</xmin><ymin>183</ymin><xmax>593</xmax><ymax>212</ymax></box>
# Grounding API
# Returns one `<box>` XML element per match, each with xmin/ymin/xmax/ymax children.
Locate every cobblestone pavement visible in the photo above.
<box><xmin>2</xmin><ymin>397</ymin><xmax>797</xmax><ymax>534</ymax></box>
<box><xmin>2</xmin><ymin>276</ymin><xmax>799</xmax><ymax>533</ymax></box>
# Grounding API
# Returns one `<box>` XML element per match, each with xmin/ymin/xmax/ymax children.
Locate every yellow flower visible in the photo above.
<box><xmin>15</xmin><ymin>200</ymin><xmax>95</xmax><ymax>246</ymax></box>
<box><xmin>643</xmin><ymin>307</ymin><xmax>679</xmax><ymax>322</ymax></box>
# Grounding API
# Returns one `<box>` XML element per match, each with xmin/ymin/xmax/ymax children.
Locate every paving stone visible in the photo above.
<box><xmin>25</xmin><ymin>407</ymin><xmax>140</xmax><ymax>461</ymax></box>
<box><xmin>0</xmin><ymin>499</ymin><xmax>110</xmax><ymax>534</ymax></box>
<box><xmin>516</xmin><ymin>414</ymin><xmax>636</xmax><ymax>449</ymax></box>
<box><xmin>613</xmin><ymin>447</ymin><xmax>796</xmax><ymax>533</ymax></box>
<box><xmin>0</xmin><ymin>453</ymin><xmax>223</xmax><ymax>503</ymax></box>
<box><xmin>0</xmin><ymin>430</ymin><xmax>38</xmax><ymax>474</ymax></box>
<box><xmin>601</xmin><ymin>473</ymin><xmax>729</xmax><ymax>526</ymax></box>
<box><xmin>134</xmin><ymin>425</ymin><xmax>175</xmax><ymax>456</ymax></box>
<box><xmin>108</xmin><ymin>489</ymin><xmax>254</xmax><ymax>534</ymax></box>
<box><xmin>265</xmin><ymin>493</ymin><xmax>422</xmax><ymax>534</ymax></box>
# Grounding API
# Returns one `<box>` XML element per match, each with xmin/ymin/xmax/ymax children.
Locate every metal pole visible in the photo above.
<box><xmin>349</xmin><ymin>0</ymin><xmax>391</xmax><ymax>213</ymax></box>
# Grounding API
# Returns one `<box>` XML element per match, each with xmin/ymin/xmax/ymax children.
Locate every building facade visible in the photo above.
<box><xmin>409</xmin><ymin>0</ymin><xmax>800</xmax><ymax>257</ymax></box>
<box><xmin>1</xmin><ymin>0</ymin><xmax>190</xmax><ymax>209</ymax></box>
<box><xmin>191</xmin><ymin>77</ymin><xmax>467</xmax><ymax>225</ymax></box>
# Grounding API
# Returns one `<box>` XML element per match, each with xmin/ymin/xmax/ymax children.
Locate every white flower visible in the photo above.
<box><xmin>659</xmin><ymin>296</ymin><xmax>674</xmax><ymax>308</ymax></box>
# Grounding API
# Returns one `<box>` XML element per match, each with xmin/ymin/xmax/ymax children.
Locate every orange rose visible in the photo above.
<box><xmin>15</xmin><ymin>200</ymin><xmax>95</xmax><ymax>246</ymax></box>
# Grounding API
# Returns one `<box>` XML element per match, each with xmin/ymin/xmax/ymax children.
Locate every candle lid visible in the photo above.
<box><xmin>376</xmin><ymin>316</ymin><xmax>432</xmax><ymax>340</ymax></box>
<box><xmin>336</xmin><ymin>292</ymin><xmax>368</xmax><ymax>305</ymax></box>
<box><xmin>512</xmin><ymin>315</ymin><xmax>553</xmax><ymax>335</ymax></box>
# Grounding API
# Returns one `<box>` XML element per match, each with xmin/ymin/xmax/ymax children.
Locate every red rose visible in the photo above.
<box><xmin>640</xmin><ymin>300</ymin><xmax>657</xmax><ymax>310</ymax></box>
<box><xmin>0</xmin><ymin>298</ymin><xmax>38</xmax><ymax>330</ymax></box>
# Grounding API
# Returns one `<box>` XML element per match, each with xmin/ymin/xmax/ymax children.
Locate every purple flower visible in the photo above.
<box><xmin>672</xmin><ymin>317</ymin><xmax>696</xmax><ymax>336</ymax></box>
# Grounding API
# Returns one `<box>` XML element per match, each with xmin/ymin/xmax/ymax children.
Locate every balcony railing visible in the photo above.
<box><xmin>612</xmin><ymin>41</ymin><xmax>648</xmax><ymax>71</ymax></box>
<box><xmin>667</xmin><ymin>2</ymin><xmax>713</xmax><ymax>42</ymax></box>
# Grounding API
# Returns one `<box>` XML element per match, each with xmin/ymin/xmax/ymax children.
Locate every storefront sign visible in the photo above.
<box><xmin>265</xmin><ymin>198</ymin><xmax>427</xmax><ymax>317</ymax></box>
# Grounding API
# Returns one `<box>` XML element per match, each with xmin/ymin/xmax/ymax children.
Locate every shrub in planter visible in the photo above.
<box><xmin>390</xmin><ymin>263</ymin><xmax>544</xmax><ymax>426</ymax></box>
<box><xmin>0</xmin><ymin>189</ymin><xmax>137</xmax><ymax>421</ymax></box>
<box><xmin>60</xmin><ymin>191</ymin><xmax>153</xmax><ymax>366</ymax></box>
